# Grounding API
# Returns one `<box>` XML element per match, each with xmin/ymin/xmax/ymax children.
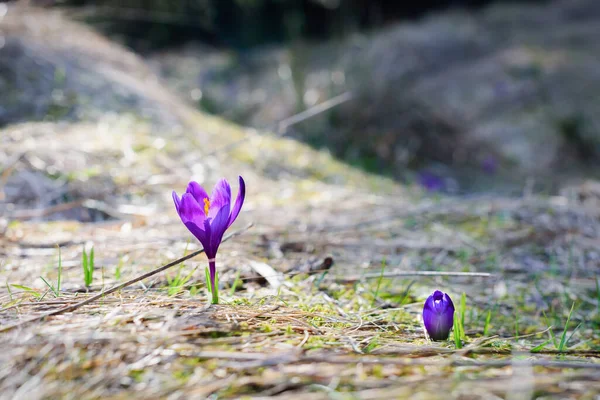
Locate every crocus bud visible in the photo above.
<box><xmin>423</xmin><ymin>290</ymin><xmax>455</xmax><ymax>341</ymax></box>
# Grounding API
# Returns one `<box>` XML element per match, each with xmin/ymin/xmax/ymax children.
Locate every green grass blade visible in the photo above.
<box><xmin>38</xmin><ymin>289</ymin><xmax>50</xmax><ymax>302</ymax></box>
<box><xmin>181</xmin><ymin>266</ymin><xmax>196</xmax><ymax>285</ymax></box>
<box><xmin>229</xmin><ymin>270</ymin><xmax>242</xmax><ymax>296</ymax></box>
<box><xmin>460</xmin><ymin>292</ymin><xmax>466</xmax><ymax>340</ymax></box>
<box><xmin>12</xmin><ymin>284</ymin><xmax>42</xmax><ymax>298</ymax></box>
<box><xmin>39</xmin><ymin>276</ymin><xmax>58</xmax><ymax>297</ymax></box>
<box><xmin>558</xmin><ymin>302</ymin><xmax>576</xmax><ymax>351</ymax></box>
<box><xmin>530</xmin><ymin>338</ymin><xmax>553</xmax><ymax>353</ymax></box>
<box><xmin>564</xmin><ymin>322</ymin><xmax>582</xmax><ymax>351</ymax></box>
<box><xmin>483</xmin><ymin>309</ymin><xmax>492</xmax><ymax>336</ymax></box>
<box><xmin>542</xmin><ymin>311</ymin><xmax>557</xmax><ymax>348</ymax></box>
<box><xmin>205</xmin><ymin>267</ymin><xmax>211</xmax><ymax>293</ymax></box>
<box><xmin>90</xmin><ymin>247</ymin><xmax>95</xmax><ymax>277</ymax></box>
<box><xmin>82</xmin><ymin>247</ymin><xmax>89</xmax><ymax>286</ymax></box>
<box><xmin>82</xmin><ymin>246</ymin><xmax>95</xmax><ymax>287</ymax></box>
<box><xmin>453</xmin><ymin>312</ymin><xmax>462</xmax><ymax>349</ymax></box>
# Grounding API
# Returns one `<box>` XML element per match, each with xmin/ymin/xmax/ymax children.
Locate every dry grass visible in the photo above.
<box><xmin>2</xmin><ymin>146</ymin><xmax>600</xmax><ymax>399</ymax></box>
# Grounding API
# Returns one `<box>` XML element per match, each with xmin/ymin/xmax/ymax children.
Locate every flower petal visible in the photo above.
<box><xmin>227</xmin><ymin>176</ymin><xmax>245</xmax><ymax>228</ymax></box>
<box><xmin>208</xmin><ymin>179</ymin><xmax>231</xmax><ymax>218</ymax></box>
<box><xmin>201</xmin><ymin>217</ymin><xmax>215</xmax><ymax>258</ymax></box>
<box><xmin>209</xmin><ymin>203</ymin><xmax>231</xmax><ymax>252</ymax></box>
<box><xmin>172</xmin><ymin>191</ymin><xmax>181</xmax><ymax>214</ymax></box>
<box><xmin>433</xmin><ymin>290</ymin><xmax>446</xmax><ymax>313</ymax></box>
<box><xmin>186</xmin><ymin>181</ymin><xmax>210</xmax><ymax>205</ymax></box>
<box><xmin>432</xmin><ymin>290</ymin><xmax>444</xmax><ymax>301</ymax></box>
<box><xmin>184</xmin><ymin>221</ymin><xmax>210</xmax><ymax>250</ymax></box>
<box><xmin>178</xmin><ymin>193</ymin><xmax>206</xmax><ymax>226</ymax></box>
<box><xmin>443</xmin><ymin>293</ymin><xmax>455</xmax><ymax>313</ymax></box>
<box><xmin>423</xmin><ymin>293</ymin><xmax>437</xmax><ymax>316</ymax></box>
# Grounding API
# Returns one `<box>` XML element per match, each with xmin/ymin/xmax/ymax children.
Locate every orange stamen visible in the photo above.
<box><xmin>203</xmin><ymin>198</ymin><xmax>210</xmax><ymax>216</ymax></box>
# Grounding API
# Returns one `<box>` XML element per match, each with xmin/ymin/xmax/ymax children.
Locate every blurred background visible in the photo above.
<box><xmin>2</xmin><ymin>0</ymin><xmax>600</xmax><ymax>205</ymax></box>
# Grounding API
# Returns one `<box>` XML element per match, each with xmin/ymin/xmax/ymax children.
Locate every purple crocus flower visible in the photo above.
<box><xmin>172</xmin><ymin>176</ymin><xmax>245</xmax><ymax>304</ymax></box>
<box><xmin>423</xmin><ymin>290</ymin><xmax>455</xmax><ymax>341</ymax></box>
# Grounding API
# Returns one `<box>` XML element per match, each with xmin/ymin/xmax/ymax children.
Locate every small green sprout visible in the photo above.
<box><xmin>483</xmin><ymin>309</ymin><xmax>492</xmax><ymax>336</ymax></box>
<box><xmin>82</xmin><ymin>245</ymin><xmax>95</xmax><ymax>288</ymax></box>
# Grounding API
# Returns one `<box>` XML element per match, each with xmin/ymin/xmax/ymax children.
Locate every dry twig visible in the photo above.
<box><xmin>0</xmin><ymin>223</ymin><xmax>253</xmax><ymax>333</ymax></box>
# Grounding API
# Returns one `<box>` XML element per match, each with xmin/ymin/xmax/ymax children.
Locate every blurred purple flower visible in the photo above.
<box><xmin>173</xmin><ymin>176</ymin><xmax>245</xmax><ymax>303</ymax></box>
<box><xmin>481</xmin><ymin>155</ymin><xmax>498</xmax><ymax>175</ymax></box>
<box><xmin>418</xmin><ymin>171</ymin><xmax>445</xmax><ymax>192</ymax></box>
<box><xmin>423</xmin><ymin>290</ymin><xmax>455</xmax><ymax>341</ymax></box>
